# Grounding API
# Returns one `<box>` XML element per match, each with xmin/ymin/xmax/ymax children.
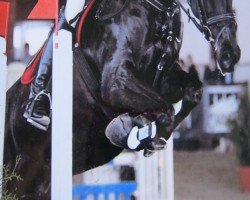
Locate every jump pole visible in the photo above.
<box><xmin>136</xmin><ymin>135</ymin><xmax>174</xmax><ymax>200</ymax></box>
<box><xmin>164</xmin><ymin>135</ymin><xmax>174</xmax><ymax>200</ymax></box>
<box><xmin>0</xmin><ymin>1</ymin><xmax>10</xmax><ymax>197</ymax></box>
<box><xmin>51</xmin><ymin>25</ymin><xmax>73</xmax><ymax>200</ymax></box>
<box><xmin>0</xmin><ymin>36</ymin><xmax>7</xmax><ymax>198</ymax></box>
<box><xmin>28</xmin><ymin>0</ymin><xmax>73</xmax><ymax>199</ymax></box>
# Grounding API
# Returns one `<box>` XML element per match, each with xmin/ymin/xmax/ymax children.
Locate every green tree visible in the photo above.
<box><xmin>1</xmin><ymin>156</ymin><xmax>23</xmax><ymax>200</ymax></box>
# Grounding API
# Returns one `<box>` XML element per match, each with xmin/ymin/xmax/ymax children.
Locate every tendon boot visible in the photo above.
<box><xmin>23</xmin><ymin>90</ymin><xmax>51</xmax><ymax>131</ymax></box>
<box><xmin>127</xmin><ymin>116</ymin><xmax>157</xmax><ymax>151</ymax></box>
<box><xmin>105</xmin><ymin>113</ymin><xmax>167</xmax><ymax>156</ymax></box>
<box><xmin>127</xmin><ymin>115</ymin><xmax>167</xmax><ymax>157</ymax></box>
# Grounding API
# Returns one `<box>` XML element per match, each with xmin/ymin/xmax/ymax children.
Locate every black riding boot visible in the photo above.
<box><xmin>23</xmin><ymin>11</ymin><xmax>72</xmax><ymax>131</ymax></box>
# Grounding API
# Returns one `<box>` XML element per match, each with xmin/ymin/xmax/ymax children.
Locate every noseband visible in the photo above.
<box><xmin>177</xmin><ymin>0</ymin><xmax>236</xmax><ymax>48</ymax></box>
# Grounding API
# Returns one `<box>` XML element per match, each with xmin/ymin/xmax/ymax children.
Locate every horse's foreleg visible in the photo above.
<box><xmin>101</xmin><ymin>62</ymin><xmax>171</xmax><ymax>113</ymax></box>
<box><xmin>174</xmin><ymin>79</ymin><xmax>203</xmax><ymax>129</ymax></box>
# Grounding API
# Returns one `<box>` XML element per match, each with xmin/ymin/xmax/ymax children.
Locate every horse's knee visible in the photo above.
<box><xmin>194</xmin><ymin>86</ymin><xmax>203</xmax><ymax>105</ymax></box>
<box><xmin>184</xmin><ymin>84</ymin><xmax>203</xmax><ymax>106</ymax></box>
<box><xmin>153</xmin><ymin>108</ymin><xmax>175</xmax><ymax>139</ymax></box>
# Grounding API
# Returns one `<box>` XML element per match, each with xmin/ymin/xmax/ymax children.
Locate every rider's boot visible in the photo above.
<box><xmin>23</xmin><ymin>0</ymin><xmax>88</xmax><ymax>131</ymax></box>
<box><xmin>23</xmin><ymin>10</ymin><xmax>71</xmax><ymax>131</ymax></box>
<box><xmin>23</xmin><ymin>33</ymin><xmax>53</xmax><ymax>131</ymax></box>
<box><xmin>105</xmin><ymin>113</ymin><xmax>167</xmax><ymax>156</ymax></box>
<box><xmin>23</xmin><ymin>90</ymin><xmax>52</xmax><ymax>131</ymax></box>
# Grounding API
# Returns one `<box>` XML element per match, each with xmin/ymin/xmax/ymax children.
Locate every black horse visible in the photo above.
<box><xmin>4</xmin><ymin>0</ymin><xmax>240</xmax><ymax>199</ymax></box>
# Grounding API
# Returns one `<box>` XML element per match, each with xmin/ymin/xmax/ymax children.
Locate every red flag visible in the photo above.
<box><xmin>28</xmin><ymin>0</ymin><xmax>58</xmax><ymax>20</ymax></box>
<box><xmin>0</xmin><ymin>1</ymin><xmax>10</xmax><ymax>38</ymax></box>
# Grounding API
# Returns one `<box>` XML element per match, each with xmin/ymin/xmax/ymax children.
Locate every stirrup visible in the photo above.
<box><xmin>127</xmin><ymin>121</ymin><xmax>156</xmax><ymax>150</ymax></box>
<box><xmin>27</xmin><ymin>118</ymin><xmax>49</xmax><ymax>131</ymax></box>
<box><xmin>23</xmin><ymin>90</ymin><xmax>52</xmax><ymax>131</ymax></box>
<box><xmin>34</xmin><ymin>90</ymin><xmax>52</xmax><ymax>107</ymax></box>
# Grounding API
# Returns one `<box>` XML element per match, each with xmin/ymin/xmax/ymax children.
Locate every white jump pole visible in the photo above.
<box><xmin>164</xmin><ymin>135</ymin><xmax>174</xmax><ymax>200</ymax></box>
<box><xmin>52</xmin><ymin>29</ymin><xmax>73</xmax><ymax>200</ymax></box>
<box><xmin>136</xmin><ymin>135</ymin><xmax>174</xmax><ymax>200</ymax></box>
<box><xmin>0</xmin><ymin>36</ymin><xmax>7</xmax><ymax>198</ymax></box>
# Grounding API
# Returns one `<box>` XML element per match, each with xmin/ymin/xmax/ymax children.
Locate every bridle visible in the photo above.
<box><xmin>177</xmin><ymin>0</ymin><xmax>236</xmax><ymax>48</ymax></box>
<box><xmin>143</xmin><ymin>0</ymin><xmax>182</xmax><ymax>88</ymax></box>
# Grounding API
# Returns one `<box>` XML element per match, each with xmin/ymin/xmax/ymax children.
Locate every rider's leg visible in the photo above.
<box><xmin>24</xmin><ymin>1</ymin><xmax>86</xmax><ymax>131</ymax></box>
<box><xmin>23</xmin><ymin>12</ymin><xmax>69</xmax><ymax>131</ymax></box>
<box><xmin>23</xmin><ymin>32</ymin><xmax>53</xmax><ymax>130</ymax></box>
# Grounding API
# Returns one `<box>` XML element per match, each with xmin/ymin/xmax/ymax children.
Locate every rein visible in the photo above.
<box><xmin>144</xmin><ymin>0</ymin><xmax>169</xmax><ymax>11</ymax></box>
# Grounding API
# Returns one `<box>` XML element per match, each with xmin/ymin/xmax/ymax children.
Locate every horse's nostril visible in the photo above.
<box><xmin>221</xmin><ymin>52</ymin><xmax>231</xmax><ymax>63</ymax></box>
<box><xmin>235</xmin><ymin>46</ymin><xmax>241</xmax><ymax>62</ymax></box>
<box><xmin>221</xmin><ymin>42</ymin><xmax>241</xmax><ymax>66</ymax></box>
<box><xmin>224</xmin><ymin>53</ymin><xmax>230</xmax><ymax>61</ymax></box>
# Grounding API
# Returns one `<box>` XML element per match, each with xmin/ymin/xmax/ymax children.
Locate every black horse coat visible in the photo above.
<box><xmin>4</xmin><ymin>0</ymin><xmax>204</xmax><ymax>199</ymax></box>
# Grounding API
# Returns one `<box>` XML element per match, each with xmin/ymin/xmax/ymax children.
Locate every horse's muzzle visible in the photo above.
<box><xmin>217</xmin><ymin>43</ymin><xmax>241</xmax><ymax>74</ymax></box>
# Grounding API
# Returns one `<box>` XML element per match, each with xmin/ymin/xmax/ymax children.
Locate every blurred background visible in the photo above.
<box><xmin>4</xmin><ymin>0</ymin><xmax>250</xmax><ymax>200</ymax></box>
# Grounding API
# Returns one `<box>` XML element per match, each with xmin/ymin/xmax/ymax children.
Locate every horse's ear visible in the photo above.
<box><xmin>188</xmin><ymin>0</ymin><xmax>199</xmax><ymax>19</ymax></box>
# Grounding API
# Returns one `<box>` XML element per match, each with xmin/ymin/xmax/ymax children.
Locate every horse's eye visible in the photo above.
<box><xmin>216</xmin><ymin>21</ymin><xmax>227</xmax><ymax>28</ymax></box>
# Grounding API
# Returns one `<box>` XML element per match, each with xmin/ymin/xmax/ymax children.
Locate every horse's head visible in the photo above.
<box><xmin>189</xmin><ymin>0</ymin><xmax>241</xmax><ymax>74</ymax></box>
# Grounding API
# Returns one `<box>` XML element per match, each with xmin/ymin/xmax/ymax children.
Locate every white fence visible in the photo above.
<box><xmin>201</xmin><ymin>84</ymin><xmax>247</xmax><ymax>134</ymax></box>
<box><xmin>136</xmin><ymin>135</ymin><xmax>174</xmax><ymax>200</ymax></box>
<box><xmin>81</xmin><ymin>135</ymin><xmax>175</xmax><ymax>200</ymax></box>
<box><xmin>52</xmin><ymin>30</ymin><xmax>73</xmax><ymax>200</ymax></box>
